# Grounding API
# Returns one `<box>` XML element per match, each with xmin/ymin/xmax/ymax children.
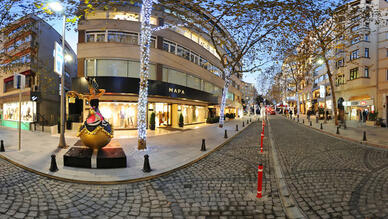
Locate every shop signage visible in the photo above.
<box><xmin>320</xmin><ymin>85</ymin><xmax>325</xmax><ymax>98</ymax></box>
<box><xmin>360</xmin><ymin>101</ymin><xmax>367</xmax><ymax>106</ymax></box>
<box><xmin>30</xmin><ymin>91</ymin><xmax>41</xmax><ymax>102</ymax></box>
<box><xmin>71</xmin><ymin>77</ymin><xmax>218</xmax><ymax>104</ymax></box>
<box><xmin>54</xmin><ymin>42</ymin><xmax>63</xmax><ymax>75</ymax></box>
<box><xmin>168</xmin><ymin>87</ymin><xmax>185</xmax><ymax>95</ymax></box>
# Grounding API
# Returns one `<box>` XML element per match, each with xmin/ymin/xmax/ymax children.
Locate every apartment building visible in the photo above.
<box><xmin>0</xmin><ymin>15</ymin><xmax>77</xmax><ymax>130</ymax></box>
<box><xmin>71</xmin><ymin>6</ymin><xmax>244</xmax><ymax>129</ymax></box>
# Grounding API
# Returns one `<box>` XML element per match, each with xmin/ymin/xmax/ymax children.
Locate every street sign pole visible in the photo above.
<box><xmin>14</xmin><ymin>73</ymin><xmax>25</xmax><ymax>151</ymax></box>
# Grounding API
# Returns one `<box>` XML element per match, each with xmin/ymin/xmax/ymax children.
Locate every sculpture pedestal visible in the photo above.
<box><xmin>64</xmin><ymin>142</ymin><xmax>127</xmax><ymax>169</ymax></box>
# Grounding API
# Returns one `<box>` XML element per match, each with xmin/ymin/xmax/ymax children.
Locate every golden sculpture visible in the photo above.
<box><xmin>67</xmin><ymin>78</ymin><xmax>113</xmax><ymax>150</ymax></box>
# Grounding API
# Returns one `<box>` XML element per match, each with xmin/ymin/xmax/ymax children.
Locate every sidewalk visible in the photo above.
<box><xmin>285</xmin><ymin>114</ymin><xmax>388</xmax><ymax>148</ymax></box>
<box><xmin>0</xmin><ymin>116</ymin><xmax>256</xmax><ymax>183</ymax></box>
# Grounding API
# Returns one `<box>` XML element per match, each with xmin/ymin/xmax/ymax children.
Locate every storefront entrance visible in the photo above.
<box><xmin>149</xmin><ymin>103</ymin><xmax>171</xmax><ymax>127</ymax></box>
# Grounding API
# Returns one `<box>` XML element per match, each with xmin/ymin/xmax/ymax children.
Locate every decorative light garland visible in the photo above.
<box><xmin>137</xmin><ymin>0</ymin><xmax>158</xmax><ymax>150</ymax></box>
<box><xmin>218</xmin><ymin>68</ymin><xmax>231</xmax><ymax>128</ymax></box>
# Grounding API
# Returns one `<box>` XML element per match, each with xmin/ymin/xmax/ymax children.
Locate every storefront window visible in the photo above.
<box><xmin>181</xmin><ymin>105</ymin><xmax>206</xmax><ymax>124</ymax></box>
<box><xmin>149</xmin><ymin>103</ymin><xmax>171</xmax><ymax>127</ymax></box>
<box><xmin>3</xmin><ymin>101</ymin><xmax>36</xmax><ymax>122</ymax></box>
<box><xmin>99</xmin><ymin>102</ymin><xmax>137</xmax><ymax>129</ymax></box>
<box><xmin>128</xmin><ymin>60</ymin><xmax>140</xmax><ymax>78</ymax></box>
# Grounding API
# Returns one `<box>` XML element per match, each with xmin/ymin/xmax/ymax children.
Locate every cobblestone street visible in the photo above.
<box><xmin>269</xmin><ymin>116</ymin><xmax>388</xmax><ymax>219</ymax></box>
<box><xmin>0</xmin><ymin>121</ymin><xmax>285</xmax><ymax>218</ymax></box>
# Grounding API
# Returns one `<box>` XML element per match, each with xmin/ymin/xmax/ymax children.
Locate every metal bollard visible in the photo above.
<box><xmin>336</xmin><ymin>126</ymin><xmax>340</xmax><ymax>135</ymax></box>
<box><xmin>303</xmin><ymin>119</ymin><xmax>304</xmax><ymax>124</ymax></box>
<box><xmin>242</xmin><ymin>121</ymin><xmax>245</xmax><ymax>127</ymax></box>
<box><xmin>260</xmin><ymin>133</ymin><xmax>264</xmax><ymax>153</ymax></box>
<box><xmin>363</xmin><ymin>131</ymin><xmax>367</xmax><ymax>141</ymax></box>
<box><xmin>310</xmin><ymin>121</ymin><xmax>312</xmax><ymax>126</ymax></box>
<box><xmin>0</xmin><ymin>140</ymin><xmax>4</xmax><ymax>152</ymax></box>
<box><xmin>224</xmin><ymin>130</ymin><xmax>228</xmax><ymax>138</ymax></box>
<box><xmin>320</xmin><ymin>123</ymin><xmax>323</xmax><ymax>130</ymax></box>
<box><xmin>256</xmin><ymin>164</ymin><xmax>263</xmax><ymax>198</ymax></box>
<box><xmin>236</xmin><ymin>124</ymin><xmax>239</xmax><ymax>131</ymax></box>
<box><xmin>143</xmin><ymin>154</ymin><xmax>152</xmax><ymax>172</ymax></box>
<box><xmin>201</xmin><ymin>139</ymin><xmax>206</xmax><ymax>151</ymax></box>
<box><xmin>49</xmin><ymin>154</ymin><xmax>58</xmax><ymax>172</ymax></box>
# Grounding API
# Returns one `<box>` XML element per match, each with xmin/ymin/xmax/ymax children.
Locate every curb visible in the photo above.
<box><xmin>0</xmin><ymin>119</ymin><xmax>255</xmax><ymax>185</ymax></box>
<box><xmin>267</xmin><ymin>117</ymin><xmax>306</xmax><ymax>219</ymax></box>
<box><xmin>286</xmin><ymin>116</ymin><xmax>388</xmax><ymax>150</ymax></box>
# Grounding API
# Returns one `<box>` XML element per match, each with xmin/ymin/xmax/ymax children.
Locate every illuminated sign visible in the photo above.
<box><xmin>360</xmin><ymin>101</ymin><xmax>367</xmax><ymax>106</ymax></box>
<box><xmin>320</xmin><ymin>85</ymin><xmax>325</xmax><ymax>98</ymax></box>
<box><xmin>169</xmin><ymin>87</ymin><xmax>185</xmax><ymax>94</ymax></box>
<box><xmin>54</xmin><ymin>42</ymin><xmax>63</xmax><ymax>75</ymax></box>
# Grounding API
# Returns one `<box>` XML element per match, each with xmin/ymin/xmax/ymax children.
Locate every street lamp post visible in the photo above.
<box><xmin>48</xmin><ymin>1</ymin><xmax>67</xmax><ymax>148</ymax></box>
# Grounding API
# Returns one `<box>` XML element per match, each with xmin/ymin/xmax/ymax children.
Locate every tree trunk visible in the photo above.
<box><xmin>219</xmin><ymin>73</ymin><xmax>231</xmax><ymax>128</ymax></box>
<box><xmin>324</xmin><ymin>58</ymin><xmax>338</xmax><ymax>126</ymax></box>
<box><xmin>137</xmin><ymin>0</ymin><xmax>154</xmax><ymax>150</ymax></box>
<box><xmin>296</xmin><ymin>87</ymin><xmax>300</xmax><ymax>117</ymax></box>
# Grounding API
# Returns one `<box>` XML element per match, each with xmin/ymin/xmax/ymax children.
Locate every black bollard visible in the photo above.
<box><xmin>143</xmin><ymin>154</ymin><xmax>152</xmax><ymax>172</ymax></box>
<box><xmin>250</xmin><ymin>119</ymin><xmax>252</xmax><ymax>122</ymax></box>
<box><xmin>247</xmin><ymin>120</ymin><xmax>249</xmax><ymax>124</ymax></box>
<box><xmin>310</xmin><ymin>121</ymin><xmax>312</xmax><ymax>126</ymax></box>
<box><xmin>49</xmin><ymin>155</ymin><xmax>58</xmax><ymax>172</ymax></box>
<box><xmin>201</xmin><ymin>139</ymin><xmax>206</xmax><ymax>151</ymax></box>
<box><xmin>336</xmin><ymin>126</ymin><xmax>340</xmax><ymax>135</ymax></box>
<box><xmin>224</xmin><ymin>130</ymin><xmax>228</xmax><ymax>138</ymax></box>
<box><xmin>320</xmin><ymin>123</ymin><xmax>323</xmax><ymax>130</ymax></box>
<box><xmin>243</xmin><ymin>121</ymin><xmax>245</xmax><ymax>127</ymax></box>
<box><xmin>303</xmin><ymin>119</ymin><xmax>304</xmax><ymax>124</ymax></box>
<box><xmin>363</xmin><ymin>131</ymin><xmax>367</xmax><ymax>141</ymax></box>
<box><xmin>236</xmin><ymin>124</ymin><xmax>239</xmax><ymax>131</ymax></box>
<box><xmin>0</xmin><ymin>140</ymin><xmax>4</xmax><ymax>152</ymax></box>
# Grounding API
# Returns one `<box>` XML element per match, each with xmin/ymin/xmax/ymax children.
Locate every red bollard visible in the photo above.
<box><xmin>260</xmin><ymin>133</ymin><xmax>264</xmax><ymax>153</ymax></box>
<box><xmin>257</xmin><ymin>164</ymin><xmax>263</xmax><ymax>198</ymax></box>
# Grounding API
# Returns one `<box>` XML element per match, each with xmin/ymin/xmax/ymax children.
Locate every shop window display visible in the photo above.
<box><xmin>149</xmin><ymin>103</ymin><xmax>171</xmax><ymax>127</ymax></box>
<box><xmin>99</xmin><ymin>102</ymin><xmax>137</xmax><ymax>129</ymax></box>
<box><xmin>3</xmin><ymin>101</ymin><xmax>36</xmax><ymax>122</ymax></box>
<box><xmin>181</xmin><ymin>105</ymin><xmax>206</xmax><ymax>124</ymax></box>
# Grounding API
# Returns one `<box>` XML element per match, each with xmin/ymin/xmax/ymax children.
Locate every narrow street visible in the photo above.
<box><xmin>269</xmin><ymin>115</ymin><xmax>388</xmax><ymax>218</ymax></box>
<box><xmin>0</xmin><ymin>121</ymin><xmax>285</xmax><ymax>218</ymax></box>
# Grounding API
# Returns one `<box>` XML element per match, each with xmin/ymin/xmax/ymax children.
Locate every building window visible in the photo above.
<box><xmin>336</xmin><ymin>59</ymin><xmax>344</xmax><ymax>69</ymax></box>
<box><xmin>350</xmin><ymin>49</ymin><xmax>359</xmax><ymax>60</ymax></box>
<box><xmin>350</xmin><ymin>67</ymin><xmax>359</xmax><ymax>80</ymax></box>
<box><xmin>365</xmin><ymin>48</ymin><xmax>369</xmax><ymax>58</ymax></box>
<box><xmin>386</xmin><ymin>69</ymin><xmax>388</xmax><ymax>80</ymax></box>
<box><xmin>336</xmin><ymin>75</ymin><xmax>345</xmax><ymax>86</ymax></box>
<box><xmin>107</xmin><ymin>31</ymin><xmax>138</xmax><ymax>44</ymax></box>
<box><xmin>364</xmin><ymin>34</ymin><xmax>369</xmax><ymax>41</ymax></box>
<box><xmin>364</xmin><ymin>67</ymin><xmax>369</xmax><ymax>78</ymax></box>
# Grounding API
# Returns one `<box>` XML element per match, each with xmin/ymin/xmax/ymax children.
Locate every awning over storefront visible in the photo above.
<box><xmin>349</xmin><ymin>95</ymin><xmax>371</xmax><ymax>101</ymax></box>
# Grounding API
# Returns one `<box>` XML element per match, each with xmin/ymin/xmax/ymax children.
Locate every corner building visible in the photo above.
<box><xmin>72</xmin><ymin>8</ymin><xmax>244</xmax><ymax>129</ymax></box>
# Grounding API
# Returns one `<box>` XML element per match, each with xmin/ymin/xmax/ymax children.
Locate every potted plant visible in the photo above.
<box><xmin>179</xmin><ymin>113</ymin><xmax>184</xmax><ymax>128</ymax></box>
<box><xmin>149</xmin><ymin>112</ymin><xmax>156</xmax><ymax>130</ymax></box>
<box><xmin>366</xmin><ymin>111</ymin><xmax>378</xmax><ymax>126</ymax></box>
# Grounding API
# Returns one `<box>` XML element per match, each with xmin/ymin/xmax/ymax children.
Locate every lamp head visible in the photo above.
<box><xmin>48</xmin><ymin>1</ymin><xmax>64</xmax><ymax>13</ymax></box>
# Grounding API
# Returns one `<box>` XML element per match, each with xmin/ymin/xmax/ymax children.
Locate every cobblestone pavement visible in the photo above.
<box><xmin>269</xmin><ymin>116</ymin><xmax>388</xmax><ymax>219</ymax></box>
<box><xmin>0</xmin><ymin>121</ymin><xmax>285</xmax><ymax>218</ymax></box>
